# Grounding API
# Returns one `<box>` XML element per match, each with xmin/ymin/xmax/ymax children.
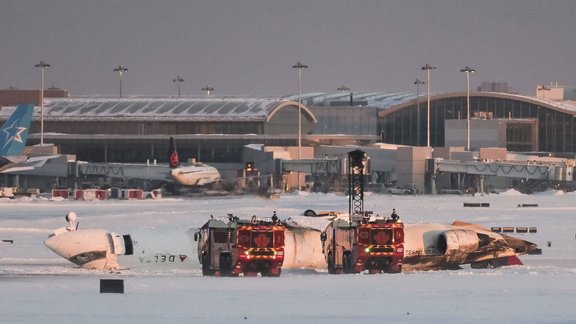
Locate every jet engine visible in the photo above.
<box><xmin>437</xmin><ymin>229</ymin><xmax>479</xmax><ymax>255</ymax></box>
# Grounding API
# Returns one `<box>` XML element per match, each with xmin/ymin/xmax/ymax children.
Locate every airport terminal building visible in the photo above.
<box><xmin>3</xmin><ymin>88</ymin><xmax>576</xmax><ymax>164</ymax></box>
<box><xmin>16</xmin><ymin>97</ymin><xmax>317</xmax><ymax>164</ymax></box>
<box><xmin>2</xmin><ymin>87</ymin><xmax>576</xmax><ymax>193</ymax></box>
<box><xmin>379</xmin><ymin>91</ymin><xmax>576</xmax><ymax>154</ymax></box>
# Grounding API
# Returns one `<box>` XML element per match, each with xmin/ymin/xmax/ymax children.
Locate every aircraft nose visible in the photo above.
<box><xmin>44</xmin><ymin>235</ymin><xmax>71</xmax><ymax>259</ymax></box>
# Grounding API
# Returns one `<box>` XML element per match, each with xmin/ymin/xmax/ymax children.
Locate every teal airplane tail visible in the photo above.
<box><xmin>0</xmin><ymin>104</ymin><xmax>34</xmax><ymax>157</ymax></box>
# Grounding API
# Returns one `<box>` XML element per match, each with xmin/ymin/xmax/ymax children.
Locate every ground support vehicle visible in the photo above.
<box><xmin>195</xmin><ymin>214</ymin><xmax>285</xmax><ymax>276</ymax></box>
<box><xmin>322</xmin><ymin>216</ymin><xmax>404</xmax><ymax>274</ymax></box>
<box><xmin>320</xmin><ymin>149</ymin><xmax>405</xmax><ymax>274</ymax></box>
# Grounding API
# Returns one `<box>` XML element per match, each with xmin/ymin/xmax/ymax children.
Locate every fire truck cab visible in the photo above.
<box><xmin>321</xmin><ymin>215</ymin><xmax>404</xmax><ymax>274</ymax></box>
<box><xmin>194</xmin><ymin>214</ymin><xmax>285</xmax><ymax>276</ymax></box>
<box><xmin>319</xmin><ymin>149</ymin><xmax>404</xmax><ymax>274</ymax></box>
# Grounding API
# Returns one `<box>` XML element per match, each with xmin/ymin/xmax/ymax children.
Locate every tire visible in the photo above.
<box><xmin>343</xmin><ymin>251</ymin><xmax>353</xmax><ymax>273</ymax></box>
<box><xmin>304</xmin><ymin>209</ymin><xmax>316</xmax><ymax>217</ymax></box>
<box><xmin>386</xmin><ymin>264</ymin><xmax>402</xmax><ymax>274</ymax></box>
<box><xmin>327</xmin><ymin>252</ymin><xmax>336</xmax><ymax>274</ymax></box>
<box><xmin>262</xmin><ymin>268</ymin><xmax>281</xmax><ymax>277</ymax></box>
<box><xmin>219</xmin><ymin>253</ymin><xmax>233</xmax><ymax>276</ymax></box>
<box><xmin>201</xmin><ymin>254</ymin><xmax>212</xmax><ymax>276</ymax></box>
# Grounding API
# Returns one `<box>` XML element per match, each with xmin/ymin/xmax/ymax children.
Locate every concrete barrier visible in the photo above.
<box><xmin>100</xmin><ymin>279</ymin><xmax>124</xmax><ymax>294</ymax></box>
<box><xmin>463</xmin><ymin>202</ymin><xmax>490</xmax><ymax>207</ymax></box>
<box><xmin>492</xmin><ymin>226</ymin><xmax>537</xmax><ymax>234</ymax></box>
<box><xmin>518</xmin><ymin>204</ymin><xmax>539</xmax><ymax>207</ymax></box>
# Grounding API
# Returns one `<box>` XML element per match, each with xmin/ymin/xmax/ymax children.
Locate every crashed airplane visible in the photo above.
<box><xmin>44</xmin><ymin>212</ymin><xmax>540</xmax><ymax>272</ymax></box>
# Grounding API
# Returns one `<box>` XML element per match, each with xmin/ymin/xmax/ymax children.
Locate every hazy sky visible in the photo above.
<box><xmin>1</xmin><ymin>0</ymin><xmax>575</xmax><ymax>97</ymax></box>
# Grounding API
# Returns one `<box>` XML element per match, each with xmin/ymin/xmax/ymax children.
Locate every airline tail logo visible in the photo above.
<box><xmin>168</xmin><ymin>137</ymin><xmax>179</xmax><ymax>168</ymax></box>
<box><xmin>170</xmin><ymin>151</ymin><xmax>179</xmax><ymax>168</ymax></box>
<box><xmin>1</xmin><ymin>121</ymin><xmax>27</xmax><ymax>151</ymax></box>
<box><xmin>0</xmin><ymin>104</ymin><xmax>34</xmax><ymax>156</ymax></box>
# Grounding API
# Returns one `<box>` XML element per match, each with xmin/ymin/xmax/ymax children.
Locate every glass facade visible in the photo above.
<box><xmin>380</xmin><ymin>95</ymin><xmax>576</xmax><ymax>153</ymax></box>
<box><xmin>50</xmin><ymin>137</ymin><xmax>297</xmax><ymax>163</ymax></box>
<box><xmin>20</xmin><ymin>98</ymin><xmax>316</xmax><ymax>163</ymax></box>
<box><xmin>310</xmin><ymin>106</ymin><xmax>379</xmax><ymax>136</ymax></box>
<box><xmin>42</xmin><ymin>120</ymin><xmax>263</xmax><ymax>136</ymax></box>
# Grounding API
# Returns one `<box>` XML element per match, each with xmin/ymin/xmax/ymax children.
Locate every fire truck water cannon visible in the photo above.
<box><xmin>320</xmin><ymin>150</ymin><xmax>405</xmax><ymax>274</ymax></box>
<box><xmin>194</xmin><ymin>212</ymin><xmax>285</xmax><ymax>277</ymax></box>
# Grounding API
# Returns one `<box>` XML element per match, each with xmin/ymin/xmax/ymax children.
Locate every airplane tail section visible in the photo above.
<box><xmin>168</xmin><ymin>137</ymin><xmax>180</xmax><ymax>168</ymax></box>
<box><xmin>0</xmin><ymin>104</ymin><xmax>34</xmax><ymax>156</ymax></box>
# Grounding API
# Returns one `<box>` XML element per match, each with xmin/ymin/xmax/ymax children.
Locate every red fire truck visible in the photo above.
<box><xmin>194</xmin><ymin>214</ymin><xmax>285</xmax><ymax>276</ymax></box>
<box><xmin>321</xmin><ymin>216</ymin><xmax>404</xmax><ymax>274</ymax></box>
<box><xmin>320</xmin><ymin>149</ymin><xmax>404</xmax><ymax>274</ymax></box>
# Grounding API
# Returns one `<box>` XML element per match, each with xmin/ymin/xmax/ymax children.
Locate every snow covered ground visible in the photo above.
<box><xmin>1</xmin><ymin>190</ymin><xmax>575</xmax><ymax>323</ymax></box>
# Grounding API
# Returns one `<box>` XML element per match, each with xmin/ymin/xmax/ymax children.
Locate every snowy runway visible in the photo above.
<box><xmin>1</xmin><ymin>191</ymin><xmax>575</xmax><ymax>323</ymax></box>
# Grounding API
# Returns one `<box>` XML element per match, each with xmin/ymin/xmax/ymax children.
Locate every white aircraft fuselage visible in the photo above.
<box><xmin>169</xmin><ymin>163</ymin><xmax>220</xmax><ymax>186</ymax></box>
<box><xmin>44</xmin><ymin>214</ymin><xmax>539</xmax><ymax>272</ymax></box>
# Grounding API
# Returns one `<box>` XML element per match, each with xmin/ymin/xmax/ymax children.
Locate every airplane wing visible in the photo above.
<box><xmin>0</xmin><ymin>155</ymin><xmax>61</xmax><ymax>173</ymax></box>
<box><xmin>451</xmin><ymin>220</ymin><xmax>541</xmax><ymax>255</ymax></box>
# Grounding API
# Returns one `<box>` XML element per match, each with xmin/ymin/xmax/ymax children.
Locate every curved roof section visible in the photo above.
<box><xmin>285</xmin><ymin>92</ymin><xmax>418</xmax><ymax>109</ymax></box>
<box><xmin>379</xmin><ymin>92</ymin><xmax>576</xmax><ymax>117</ymax></box>
<box><xmin>30</xmin><ymin>98</ymin><xmax>316</xmax><ymax>122</ymax></box>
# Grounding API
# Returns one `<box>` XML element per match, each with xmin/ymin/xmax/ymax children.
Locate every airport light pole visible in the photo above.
<box><xmin>202</xmin><ymin>86</ymin><xmax>214</xmax><ymax>97</ymax></box>
<box><xmin>35</xmin><ymin>60</ymin><xmax>50</xmax><ymax>146</ymax></box>
<box><xmin>421</xmin><ymin>64</ymin><xmax>436</xmax><ymax>147</ymax></box>
<box><xmin>113</xmin><ymin>65</ymin><xmax>128</xmax><ymax>98</ymax></box>
<box><xmin>173</xmin><ymin>76</ymin><xmax>184</xmax><ymax>98</ymax></box>
<box><xmin>460</xmin><ymin>66</ymin><xmax>475</xmax><ymax>151</ymax></box>
<box><xmin>292</xmin><ymin>62</ymin><xmax>307</xmax><ymax>160</ymax></box>
<box><xmin>414</xmin><ymin>79</ymin><xmax>425</xmax><ymax>146</ymax></box>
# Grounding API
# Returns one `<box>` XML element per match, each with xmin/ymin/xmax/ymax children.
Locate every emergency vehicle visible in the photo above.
<box><xmin>195</xmin><ymin>214</ymin><xmax>285</xmax><ymax>276</ymax></box>
<box><xmin>320</xmin><ymin>149</ymin><xmax>404</xmax><ymax>274</ymax></box>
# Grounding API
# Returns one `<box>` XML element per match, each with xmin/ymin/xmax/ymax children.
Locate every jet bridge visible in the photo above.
<box><xmin>432</xmin><ymin>160</ymin><xmax>559</xmax><ymax>180</ymax></box>
<box><xmin>73</xmin><ymin>162</ymin><xmax>171</xmax><ymax>181</ymax></box>
<box><xmin>281</xmin><ymin>159</ymin><xmax>343</xmax><ymax>175</ymax></box>
<box><xmin>429</xmin><ymin>158</ymin><xmax>574</xmax><ymax>193</ymax></box>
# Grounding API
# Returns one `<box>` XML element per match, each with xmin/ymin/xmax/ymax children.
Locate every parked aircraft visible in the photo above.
<box><xmin>0</xmin><ymin>104</ymin><xmax>34</xmax><ymax>173</ymax></box>
<box><xmin>168</xmin><ymin>137</ymin><xmax>221</xmax><ymax>186</ymax></box>
<box><xmin>44</xmin><ymin>212</ymin><xmax>540</xmax><ymax>271</ymax></box>
<box><xmin>0</xmin><ymin>104</ymin><xmax>62</xmax><ymax>174</ymax></box>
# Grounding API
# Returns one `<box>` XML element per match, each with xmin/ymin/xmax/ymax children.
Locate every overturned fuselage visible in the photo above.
<box><xmin>44</xmin><ymin>213</ymin><xmax>540</xmax><ymax>272</ymax></box>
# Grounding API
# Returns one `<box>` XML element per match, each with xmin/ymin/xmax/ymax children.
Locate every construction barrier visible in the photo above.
<box><xmin>122</xmin><ymin>189</ymin><xmax>144</xmax><ymax>200</ymax></box>
<box><xmin>52</xmin><ymin>189</ymin><xmax>71</xmax><ymax>199</ymax></box>
<box><xmin>75</xmin><ymin>189</ymin><xmax>108</xmax><ymax>201</ymax></box>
